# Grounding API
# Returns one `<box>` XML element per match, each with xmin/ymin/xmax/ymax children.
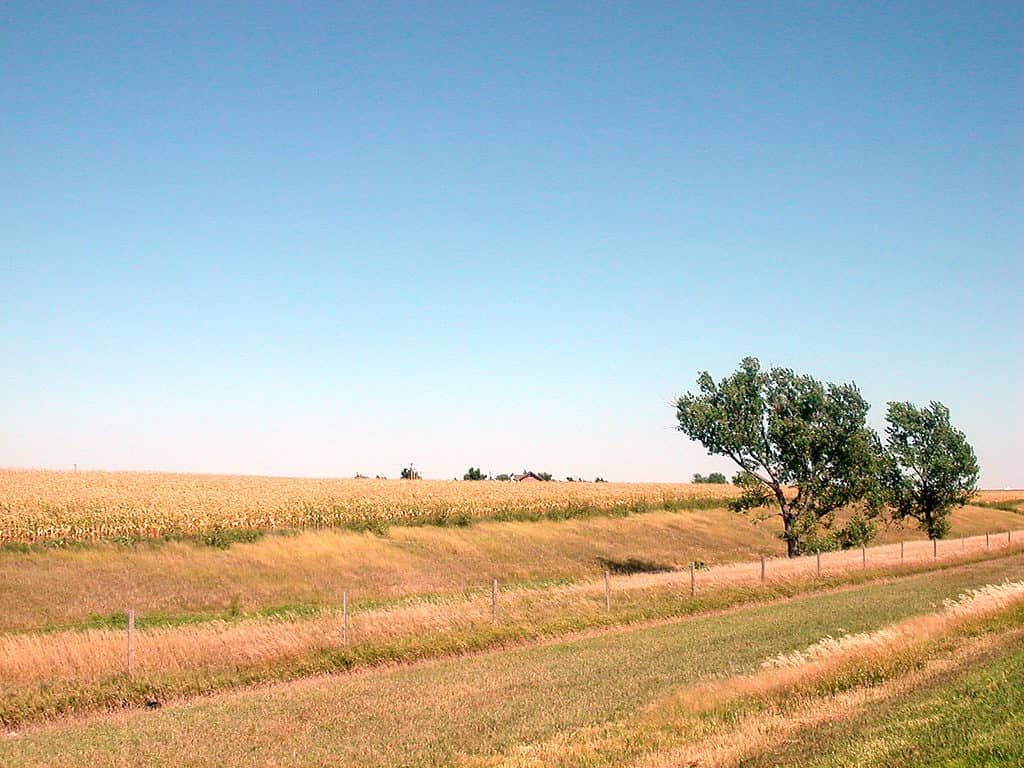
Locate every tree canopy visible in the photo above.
<box><xmin>884</xmin><ymin>401</ymin><xmax>978</xmax><ymax>539</ymax></box>
<box><xmin>675</xmin><ymin>357</ymin><xmax>884</xmax><ymax>556</ymax></box>
<box><xmin>693</xmin><ymin>472</ymin><xmax>728</xmax><ymax>484</ymax></box>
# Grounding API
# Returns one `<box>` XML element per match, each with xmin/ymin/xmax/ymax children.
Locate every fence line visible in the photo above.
<box><xmin>4</xmin><ymin>528</ymin><xmax>1021</xmax><ymax>688</ymax></box>
<box><xmin>100</xmin><ymin>527</ymin><xmax>1022</xmax><ymax>676</ymax></box>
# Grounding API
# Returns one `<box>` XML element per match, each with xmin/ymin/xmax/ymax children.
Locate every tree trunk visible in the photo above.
<box><xmin>775</xmin><ymin>490</ymin><xmax>799</xmax><ymax>558</ymax></box>
<box><xmin>786</xmin><ymin>532</ymin><xmax>798</xmax><ymax>558</ymax></box>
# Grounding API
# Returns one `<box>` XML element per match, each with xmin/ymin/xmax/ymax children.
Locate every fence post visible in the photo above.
<box><xmin>862</xmin><ymin>545</ymin><xmax>866</xmax><ymax>568</ymax></box>
<box><xmin>604</xmin><ymin>570</ymin><xmax>611</xmax><ymax>611</ymax></box>
<box><xmin>492</xmin><ymin>578</ymin><xmax>498</xmax><ymax>622</ymax></box>
<box><xmin>342</xmin><ymin>591</ymin><xmax>348</xmax><ymax>646</ymax></box>
<box><xmin>816</xmin><ymin>550</ymin><xmax>821</xmax><ymax>577</ymax></box>
<box><xmin>986</xmin><ymin>533</ymin><xmax>990</xmax><ymax>550</ymax></box>
<box><xmin>690</xmin><ymin>562</ymin><xmax>695</xmax><ymax>596</ymax></box>
<box><xmin>900</xmin><ymin>540</ymin><xmax>904</xmax><ymax>565</ymax></box>
<box><xmin>127</xmin><ymin>608</ymin><xmax>136</xmax><ymax>679</ymax></box>
<box><xmin>760</xmin><ymin>554</ymin><xmax>766</xmax><ymax>584</ymax></box>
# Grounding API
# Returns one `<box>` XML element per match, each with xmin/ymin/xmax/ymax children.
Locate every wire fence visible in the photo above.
<box><xmin>2</xmin><ymin>529</ymin><xmax>1022</xmax><ymax>692</ymax></box>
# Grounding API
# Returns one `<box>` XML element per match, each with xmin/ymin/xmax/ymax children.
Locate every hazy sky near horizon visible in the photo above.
<box><xmin>2</xmin><ymin>2</ymin><xmax>1022</xmax><ymax>486</ymax></box>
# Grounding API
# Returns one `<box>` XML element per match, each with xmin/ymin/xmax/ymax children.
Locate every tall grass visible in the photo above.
<box><xmin>0</xmin><ymin>508</ymin><xmax>782</xmax><ymax>632</ymax></box>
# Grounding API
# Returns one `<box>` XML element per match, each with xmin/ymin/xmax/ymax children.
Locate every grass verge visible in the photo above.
<box><xmin>1</xmin><ymin>568</ymin><xmax>1021</xmax><ymax>767</ymax></box>
<box><xmin>1</xmin><ymin>552</ymin><xmax>1021</xmax><ymax>729</ymax></box>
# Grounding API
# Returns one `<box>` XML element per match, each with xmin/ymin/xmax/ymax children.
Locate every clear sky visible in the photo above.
<box><xmin>2</xmin><ymin>2</ymin><xmax>1021</xmax><ymax>486</ymax></box>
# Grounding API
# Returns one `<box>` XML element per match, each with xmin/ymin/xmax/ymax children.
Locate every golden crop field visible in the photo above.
<box><xmin>0</xmin><ymin>469</ymin><xmax>740</xmax><ymax>544</ymax></box>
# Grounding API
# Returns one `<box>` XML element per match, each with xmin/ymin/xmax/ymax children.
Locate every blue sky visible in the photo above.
<box><xmin>2</xmin><ymin>2</ymin><xmax>1021</xmax><ymax>485</ymax></box>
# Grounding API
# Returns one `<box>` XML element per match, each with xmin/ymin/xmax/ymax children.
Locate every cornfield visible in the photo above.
<box><xmin>0</xmin><ymin>469</ymin><xmax>740</xmax><ymax>544</ymax></box>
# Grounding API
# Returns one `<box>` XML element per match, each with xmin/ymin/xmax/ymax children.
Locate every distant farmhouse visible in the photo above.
<box><xmin>512</xmin><ymin>472</ymin><xmax>544</xmax><ymax>483</ymax></box>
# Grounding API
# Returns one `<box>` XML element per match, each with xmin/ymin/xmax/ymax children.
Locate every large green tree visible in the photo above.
<box><xmin>675</xmin><ymin>357</ymin><xmax>884</xmax><ymax>557</ymax></box>
<box><xmin>884</xmin><ymin>401</ymin><xmax>979</xmax><ymax>539</ymax></box>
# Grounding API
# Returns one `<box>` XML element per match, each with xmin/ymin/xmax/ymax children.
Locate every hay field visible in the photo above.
<box><xmin>0</xmin><ymin>469</ymin><xmax>738</xmax><ymax>544</ymax></box>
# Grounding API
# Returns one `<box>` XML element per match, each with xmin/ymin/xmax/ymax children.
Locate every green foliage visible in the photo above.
<box><xmin>200</xmin><ymin>527</ymin><xmax>265</xmax><ymax>549</ymax></box>
<box><xmin>400</xmin><ymin>465</ymin><xmax>421</xmax><ymax>480</ymax></box>
<box><xmin>463</xmin><ymin>467</ymin><xmax>486</xmax><ymax>481</ymax></box>
<box><xmin>693</xmin><ymin>472</ymin><xmax>728</xmax><ymax>484</ymax></box>
<box><xmin>536</xmin><ymin>472</ymin><xmax>553</xmax><ymax>482</ymax></box>
<box><xmin>676</xmin><ymin>357</ymin><xmax>885</xmax><ymax>557</ymax></box>
<box><xmin>885</xmin><ymin>401</ymin><xmax>979</xmax><ymax>540</ymax></box>
<box><xmin>835</xmin><ymin>513</ymin><xmax>878</xmax><ymax>549</ymax></box>
<box><xmin>494</xmin><ymin>473</ymin><xmax>511</xmax><ymax>482</ymax></box>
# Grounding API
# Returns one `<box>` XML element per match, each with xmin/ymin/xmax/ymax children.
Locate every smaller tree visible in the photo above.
<box><xmin>463</xmin><ymin>467</ymin><xmax>486</xmax><ymax>481</ymax></box>
<box><xmin>885</xmin><ymin>401</ymin><xmax>979</xmax><ymax>539</ymax></box>
<box><xmin>494</xmin><ymin>473</ymin><xmax>511</xmax><ymax>482</ymax></box>
<box><xmin>400</xmin><ymin>465</ymin><xmax>421</xmax><ymax>480</ymax></box>
<box><xmin>706</xmin><ymin>472</ymin><xmax>727</xmax><ymax>484</ymax></box>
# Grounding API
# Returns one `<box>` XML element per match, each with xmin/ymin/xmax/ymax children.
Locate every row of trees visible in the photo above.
<box><xmin>463</xmin><ymin>470</ymin><xmax>608</xmax><ymax>482</ymax></box>
<box><xmin>676</xmin><ymin>357</ymin><xmax>979</xmax><ymax>557</ymax></box>
<box><xmin>692</xmin><ymin>472</ymin><xmax>728</xmax><ymax>484</ymax></box>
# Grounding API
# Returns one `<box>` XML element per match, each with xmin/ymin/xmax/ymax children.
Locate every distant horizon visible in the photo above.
<box><xmin>2</xmin><ymin>463</ymin><xmax>1020</xmax><ymax>492</ymax></box>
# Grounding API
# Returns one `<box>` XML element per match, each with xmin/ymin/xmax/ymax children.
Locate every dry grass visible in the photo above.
<box><xmin>0</xmin><ymin>508</ymin><xmax>779</xmax><ymax>631</ymax></box>
<box><xmin>3</xmin><ymin>563</ymin><xmax>1022</xmax><ymax>767</ymax></box>
<box><xmin>0</xmin><ymin>469</ymin><xmax>738</xmax><ymax>543</ymax></box>
<box><xmin>1</xmin><ymin>532</ymin><xmax>1020</xmax><ymax>724</ymax></box>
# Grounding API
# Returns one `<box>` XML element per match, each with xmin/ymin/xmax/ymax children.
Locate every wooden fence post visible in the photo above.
<box><xmin>604</xmin><ymin>570</ymin><xmax>611</xmax><ymax>611</ymax></box>
<box><xmin>900</xmin><ymin>540</ymin><xmax>904</xmax><ymax>565</ymax></box>
<box><xmin>933</xmin><ymin>538</ymin><xmax>938</xmax><ymax>559</ymax></box>
<box><xmin>492</xmin><ymin>579</ymin><xmax>498</xmax><ymax>622</ymax></box>
<box><xmin>690</xmin><ymin>562</ymin><xmax>695</xmax><ymax>596</ymax></box>
<box><xmin>862</xmin><ymin>545</ymin><xmax>866</xmax><ymax>568</ymax></box>
<box><xmin>760</xmin><ymin>554</ymin><xmax>766</xmax><ymax>584</ymax></box>
<box><xmin>127</xmin><ymin>608</ymin><xmax>136</xmax><ymax>678</ymax></box>
<box><xmin>986</xmin><ymin>533</ymin><xmax>990</xmax><ymax>550</ymax></box>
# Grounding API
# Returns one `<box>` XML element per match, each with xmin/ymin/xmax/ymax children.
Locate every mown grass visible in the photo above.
<box><xmin>2</xmin><ymin>563</ymin><xmax>1021</xmax><ymax>767</ymax></box>
<box><xmin>736</xmin><ymin>632</ymin><xmax>1024</xmax><ymax>767</ymax></box>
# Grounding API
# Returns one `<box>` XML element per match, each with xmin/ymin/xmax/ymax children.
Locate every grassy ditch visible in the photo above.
<box><xmin>2</xmin><ymin>567</ymin><xmax>1021</xmax><ymax>767</ymax></box>
<box><xmin>1</xmin><ymin>552</ymin><xmax>1021</xmax><ymax>728</ymax></box>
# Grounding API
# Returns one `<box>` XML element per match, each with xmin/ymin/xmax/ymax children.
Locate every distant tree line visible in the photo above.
<box><xmin>393</xmin><ymin>467</ymin><xmax>609</xmax><ymax>483</ymax></box>
<box><xmin>692</xmin><ymin>472</ymin><xmax>728</xmax><ymax>484</ymax></box>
